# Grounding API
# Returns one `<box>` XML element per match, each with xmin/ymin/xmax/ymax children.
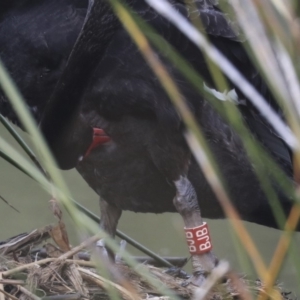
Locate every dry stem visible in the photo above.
<box><xmin>79</xmin><ymin>267</ymin><xmax>139</xmax><ymax>300</ymax></box>
<box><xmin>18</xmin><ymin>285</ymin><xmax>41</xmax><ymax>300</ymax></box>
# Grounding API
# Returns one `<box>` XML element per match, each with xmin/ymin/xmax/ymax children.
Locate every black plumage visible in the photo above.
<box><xmin>0</xmin><ymin>0</ymin><xmax>296</xmax><ymax>282</ymax></box>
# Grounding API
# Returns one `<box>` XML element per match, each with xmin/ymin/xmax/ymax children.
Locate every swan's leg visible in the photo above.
<box><xmin>173</xmin><ymin>176</ymin><xmax>218</xmax><ymax>286</ymax></box>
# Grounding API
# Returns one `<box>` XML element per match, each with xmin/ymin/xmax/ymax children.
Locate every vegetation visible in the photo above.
<box><xmin>1</xmin><ymin>0</ymin><xmax>300</xmax><ymax>299</ymax></box>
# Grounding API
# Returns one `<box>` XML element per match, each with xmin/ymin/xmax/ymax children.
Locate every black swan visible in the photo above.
<box><xmin>0</xmin><ymin>0</ymin><xmax>295</xmax><ymax>284</ymax></box>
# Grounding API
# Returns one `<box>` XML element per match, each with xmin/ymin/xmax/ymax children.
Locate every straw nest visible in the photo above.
<box><xmin>0</xmin><ymin>222</ymin><xmax>296</xmax><ymax>300</ymax></box>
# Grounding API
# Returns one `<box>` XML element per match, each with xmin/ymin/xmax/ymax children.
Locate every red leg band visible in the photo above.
<box><xmin>184</xmin><ymin>222</ymin><xmax>212</xmax><ymax>255</ymax></box>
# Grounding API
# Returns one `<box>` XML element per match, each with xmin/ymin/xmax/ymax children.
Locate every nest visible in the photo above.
<box><xmin>0</xmin><ymin>222</ymin><xmax>296</xmax><ymax>300</ymax></box>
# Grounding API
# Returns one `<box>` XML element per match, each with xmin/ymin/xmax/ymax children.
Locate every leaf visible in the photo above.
<box><xmin>49</xmin><ymin>221</ymin><xmax>71</xmax><ymax>253</ymax></box>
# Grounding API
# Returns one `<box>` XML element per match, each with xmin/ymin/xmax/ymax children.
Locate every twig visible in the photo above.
<box><xmin>2</xmin><ymin>258</ymin><xmax>54</xmax><ymax>277</ymax></box>
<box><xmin>41</xmin><ymin>293</ymin><xmax>82</xmax><ymax>300</ymax></box>
<box><xmin>79</xmin><ymin>267</ymin><xmax>139</xmax><ymax>300</ymax></box>
<box><xmin>0</xmin><ymin>273</ymin><xmax>5</xmax><ymax>300</ymax></box>
<box><xmin>2</xmin><ymin>234</ymin><xmax>103</xmax><ymax>277</ymax></box>
<box><xmin>0</xmin><ymin>226</ymin><xmax>52</xmax><ymax>255</ymax></box>
<box><xmin>0</xmin><ymin>194</ymin><xmax>19</xmax><ymax>213</ymax></box>
<box><xmin>0</xmin><ymin>279</ymin><xmax>25</xmax><ymax>285</ymax></box>
<box><xmin>18</xmin><ymin>285</ymin><xmax>41</xmax><ymax>300</ymax></box>
<box><xmin>57</xmin><ymin>234</ymin><xmax>102</xmax><ymax>261</ymax></box>
<box><xmin>2</xmin><ymin>258</ymin><xmax>96</xmax><ymax>278</ymax></box>
<box><xmin>0</xmin><ymin>288</ymin><xmax>19</xmax><ymax>300</ymax></box>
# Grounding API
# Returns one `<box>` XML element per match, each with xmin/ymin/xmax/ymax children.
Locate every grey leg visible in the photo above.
<box><xmin>95</xmin><ymin>199</ymin><xmax>125</xmax><ymax>283</ymax></box>
<box><xmin>173</xmin><ymin>176</ymin><xmax>217</xmax><ymax>286</ymax></box>
<box><xmin>97</xmin><ymin>199</ymin><xmax>122</xmax><ymax>260</ymax></box>
<box><xmin>99</xmin><ymin>199</ymin><xmax>122</xmax><ymax>238</ymax></box>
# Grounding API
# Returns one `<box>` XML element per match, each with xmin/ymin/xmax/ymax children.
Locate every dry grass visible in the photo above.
<box><xmin>0</xmin><ymin>224</ymin><xmax>296</xmax><ymax>300</ymax></box>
